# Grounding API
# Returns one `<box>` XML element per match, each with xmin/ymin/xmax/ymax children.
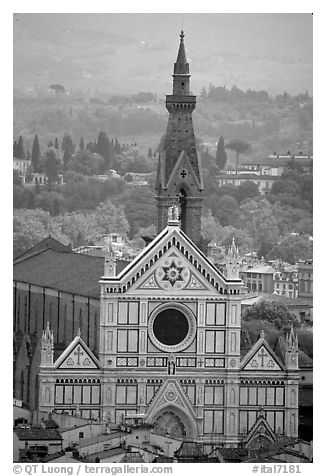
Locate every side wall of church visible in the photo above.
<box><xmin>13</xmin><ymin>282</ymin><xmax>100</xmax><ymax>408</ymax></box>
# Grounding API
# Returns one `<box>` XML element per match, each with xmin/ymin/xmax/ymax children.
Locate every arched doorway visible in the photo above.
<box><xmin>153</xmin><ymin>411</ymin><xmax>186</xmax><ymax>438</ymax></box>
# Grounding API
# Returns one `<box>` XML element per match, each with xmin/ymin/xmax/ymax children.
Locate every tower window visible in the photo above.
<box><xmin>181</xmin><ymin>82</ymin><xmax>185</xmax><ymax>87</ymax></box>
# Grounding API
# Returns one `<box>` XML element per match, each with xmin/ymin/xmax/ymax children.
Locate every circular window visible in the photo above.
<box><xmin>148</xmin><ymin>303</ymin><xmax>196</xmax><ymax>352</ymax></box>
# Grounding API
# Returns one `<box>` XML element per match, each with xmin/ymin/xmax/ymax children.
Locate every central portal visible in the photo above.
<box><xmin>153</xmin><ymin>411</ymin><xmax>186</xmax><ymax>438</ymax></box>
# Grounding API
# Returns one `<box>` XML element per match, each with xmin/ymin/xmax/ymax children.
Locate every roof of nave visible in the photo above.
<box><xmin>13</xmin><ymin>248</ymin><xmax>129</xmax><ymax>299</ymax></box>
<box><xmin>14</xmin><ymin>235</ymin><xmax>72</xmax><ymax>263</ymax></box>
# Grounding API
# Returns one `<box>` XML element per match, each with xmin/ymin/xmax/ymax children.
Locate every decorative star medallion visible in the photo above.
<box><xmin>162</xmin><ymin>261</ymin><xmax>184</xmax><ymax>286</ymax></box>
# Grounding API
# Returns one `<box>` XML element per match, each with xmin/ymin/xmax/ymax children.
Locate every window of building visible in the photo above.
<box><xmin>205</xmin><ymin>331</ymin><xmax>225</xmax><ymax>353</ymax></box>
<box><xmin>116</xmin><ymin>385</ymin><xmax>138</xmax><ymax>405</ymax></box>
<box><xmin>117</xmin><ymin>329</ymin><xmax>139</xmax><ymax>352</ymax></box>
<box><xmin>204</xmin><ymin>386</ymin><xmax>224</xmax><ymax>405</ymax></box>
<box><xmin>79</xmin><ymin>432</ymin><xmax>84</xmax><ymax>438</ymax></box>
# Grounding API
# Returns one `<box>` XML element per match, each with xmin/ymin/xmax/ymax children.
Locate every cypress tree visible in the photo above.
<box><xmin>13</xmin><ymin>140</ymin><xmax>18</xmax><ymax>157</ymax></box>
<box><xmin>54</xmin><ymin>137</ymin><xmax>59</xmax><ymax>149</ymax></box>
<box><xmin>17</xmin><ymin>136</ymin><xmax>26</xmax><ymax>159</ymax></box>
<box><xmin>31</xmin><ymin>134</ymin><xmax>41</xmax><ymax>172</ymax></box>
<box><xmin>79</xmin><ymin>137</ymin><xmax>85</xmax><ymax>151</ymax></box>
<box><xmin>61</xmin><ymin>134</ymin><xmax>75</xmax><ymax>170</ymax></box>
<box><xmin>216</xmin><ymin>136</ymin><xmax>227</xmax><ymax>172</ymax></box>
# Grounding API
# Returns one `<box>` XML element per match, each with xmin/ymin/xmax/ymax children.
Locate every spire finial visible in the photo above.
<box><xmin>180</xmin><ymin>30</ymin><xmax>185</xmax><ymax>41</ymax></box>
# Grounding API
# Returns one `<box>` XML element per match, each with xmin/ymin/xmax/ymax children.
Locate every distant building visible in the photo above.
<box><xmin>239</xmin><ymin>265</ymin><xmax>275</xmax><ymax>294</ymax></box>
<box><xmin>297</xmin><ymin>261</ymin><xmax>313</xmax><ymax>300</ymax></box>
<box><xmin>273</xmin><ymin>265</ymin><xmax>298</xmax><ymax>298</ymax></box>
<box><xmin>30</xmin><ymin>172</ymin><xmax>64</xmax><ymax>185</ymax></box>
<box><xmin>13</xmin><ymin>157</ymin><xmax>31</xmax><ymax>176</ymax></box>
<box><xmin>216</xmin><ymin>152</ymin><xmax>312</xmax><ymax>195</ymax></box>
<box><xmin>125</xmin><ymin>172</ymin><xmax>151</xmax><ymax>186</ymax></box>
<box><xmin>13</xmin><ymin>427</ymin><xmax>62</xmax><ymax>462</ymax></box>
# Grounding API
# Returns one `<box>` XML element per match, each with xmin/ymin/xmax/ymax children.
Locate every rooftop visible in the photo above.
<box><xmin>14</xmin><ymin>427</ymin><xmax>62</xmax><ymax>441</ymax></box>
<box><xmin>14</xmin><ymin>249</ymin><xmax>129</xmax><ymax>299</ymax></box>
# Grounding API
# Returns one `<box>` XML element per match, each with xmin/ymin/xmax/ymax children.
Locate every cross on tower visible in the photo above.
<box><xmin>74</xmin><ymin>346</ymin><xmax>84</xmax><ymax>365</ymax></box>
<box><xmin>258</xmin><ymin>348</ymin><xmax>268</xmax><ymax>367</ymax></box>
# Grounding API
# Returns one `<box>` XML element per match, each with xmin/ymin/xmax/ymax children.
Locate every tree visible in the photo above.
<box><xmin>235</xmin><ymin>181</ymin><xmax>260</xmax><ymax>203</ymax></box>
<box><xmin>35</xmin><ymin>191</ymin><xmax>65</xmax><ymax>216</ymax></box>
<box><xmin>148</xmin><ymin>147</ymin><xmax>153</xmax><ymax>158</ymax></box>
<box><xmin>16</xmin><ymin>136</ymin><xmax>26</xmax><ymax>159</ymax></box>
<box><xmin>95</xmin><ymin>131</ymin><xmax>115</xmax><ymax>172</ymax></box>
<box><xmin>243</xmin><ymin>299</ymin><xmax>298</xmax><ymax>330</ymax></box>
<box><xmin>13</xmin><ymin>209</ymin><xmax>68</xmax><ymax>257</ymax></box>
<box><xmin>13</xmin><ymin>140</ymin><xmax>19</xmax><ymax>157</ymax></box>
<box><xmin>201</xmin><ymin>210</ymin><xmax>222</xmax><ymax>242</ymax></box>
<box><xmin>240</xmin><ymin>198</ymin><xmax>280</xmax><ymax>257</ymax></box>
<box><xmin>62</xmin><ymin>134</ymin><xmax>75</xmax><ymax>170</ymax></box>
<box><xmin>79</xmin><ymin>137</ymin><xmax>85</xmax><ymax>151</ymax></box>
<box><xmin>214</xmin><ymin>195</ymin><xmax>240</xmax><ymax>227</ymax></box>
<box><xmin>45</xmin><ymin>147</ymin><xmax>61</xmax><ymax>188</ymax></box>
<box><xmin>49</xmin><ymin>84</ymin><xmax>66</xmax><ymax>98</ymax></box>
<box><xmin>31</xmin><ymin>134</ymin><xmax>41</xmax><ymax>172</ymax></box>
<box><xmin>216</xmin><ymin>136</ymin><xmax>227</xmax><ymax>171</ymax></box>
<box><xmin>66</xmin><ymin>150</ymin><xmax>104</xmax><ymax>176</ymax></box>
<box><xmin>13</xmin><ymin>169</ymin><xmax>21</xmax><ymax>186</ymax></box>
<box><xmin>54</xmin><ymin>137</ymin><xmax>60</xmax><ymax>150</ymax></box>
<box><xmin>225</xmin><ymin>139</ymin><xmax>251</xmax><ymax>172</ymax></box>
<box><xmin>90</xmin><ymin>199</ymin><xmax>130</xmax><ymax>239</ymax></box>
<box><xmin>267</xmin><ymin>234</ymin><xmax>313</xmax><ymax>264</ymax></box>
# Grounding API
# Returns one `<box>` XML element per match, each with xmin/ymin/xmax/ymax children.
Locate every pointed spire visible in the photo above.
<box><xmin>174</xmin><ymin>30</ymin><xmax>189</xmax><ymax>75</ymax></box>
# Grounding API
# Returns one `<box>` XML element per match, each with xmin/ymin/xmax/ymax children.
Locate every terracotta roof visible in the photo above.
<box><xmin>260</xmin><ymin>293</ymin><xmax>313</xmax><ymax>307</ymax></box>
<box><xmin>299</xmin><ymin>387</ymin><xmax>313</xmax><ymax>407</ymax></box>
<box><xmin>218</xmin><ymin>447</ymin><xmax>248</xmax><ymax>462</ymax></box>
<box><xmin>174</xmin><ymin>441</ymin><xmax>204</xmax><ymax>459</ymax></box>
<box><xmin>298</xmin><ymin>350</ymin><xmax>313</xmax><ymax>368</ymax></box>
<box><xmin>86</xmin><ymin>447</ymin><xmax>126</xmax><ymax>462</ymax></box>
<box><xmin>14</xmin><ymin>428</ymin><xmax>62</xmax><ymax>440</ymax></box>
<box><xmin>121</xmin><ymin>452</ymin><xmax>144</xmax><ymax>463</ymax></box>
<box><xmin>13</xmin><ymin>249</ymin><xmax>129</xmax><ymax>299</ymax></box>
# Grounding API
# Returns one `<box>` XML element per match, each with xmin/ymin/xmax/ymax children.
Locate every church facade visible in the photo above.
<box><xmin>37</xmin><ymin>32</ymin><xmax>299</xmax><ymax>448</ymax></box>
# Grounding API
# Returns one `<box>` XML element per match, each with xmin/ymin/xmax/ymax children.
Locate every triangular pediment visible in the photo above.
<box><xmin>130</xmin><ymin>248</ymin><xmax>216</xmax><ymax>294</ymax></box>
<box><xmin>244</xmin><ymin>413</ymin><xmax>277</xmax><ymax>447</ymax></box>
<box><xmin>166</xmin><ymin>150</ymin><xmax>203</xmax><ymax>192</ymax></box>
<box><xmin>241</xmin><ymin>335</ymin><xmax>284</xmax><ymax>371</ymax></box>
<box><xmin>146</xmin><ymin>378</ymin><xmax>197</xmax><ymax>422</ymax></box>
<box><xmin>55</xmin><ymin>335</ymin><xmax>101</xmax><ymax>370</ymax></box>
<box><xmin>100</xmin><ymin>226</ymin><xmax>242</xmax><ymax>297</ymax></box>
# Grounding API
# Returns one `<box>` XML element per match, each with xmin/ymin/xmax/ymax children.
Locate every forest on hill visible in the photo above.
<box><xmin>13</xmin><ymin>85</ymin><xmax>313</xmax><ymax>263</ymax></box>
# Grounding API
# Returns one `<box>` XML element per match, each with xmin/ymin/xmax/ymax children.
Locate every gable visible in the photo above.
<box><xmin>101</xmin><ymin>226</ymin><xmax>242</xmax><ymax>297</ymax></box>
<box><xmin>55</xmin><ymin>338</ymin><xmax>101</xmax><ymax>370</ymax></box>
<box><xmin>242</xmin><ymin>345</ymin><xmax>282</xmax><ymax>371</ymax></box>
<box><xmin>129</xmin><ymin>248</ymin><xmax>216</xmax><ymax>295</ymax></box>
<box><xmin>166</xmin><ymin>150</ymin><xmax>202</xmax><ymax>192</ymax></box>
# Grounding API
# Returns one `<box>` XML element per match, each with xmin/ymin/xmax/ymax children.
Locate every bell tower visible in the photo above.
<box><xmin>155</xmin><ymin>31</ymin><xmax>204</xmax><ymax>248</ymax></box>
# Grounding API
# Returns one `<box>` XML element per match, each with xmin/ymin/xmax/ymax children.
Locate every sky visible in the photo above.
<box><xmin>13</xmin><ymin>13</ymin><xmax>313</xmax><ymax>96</ymax></box>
